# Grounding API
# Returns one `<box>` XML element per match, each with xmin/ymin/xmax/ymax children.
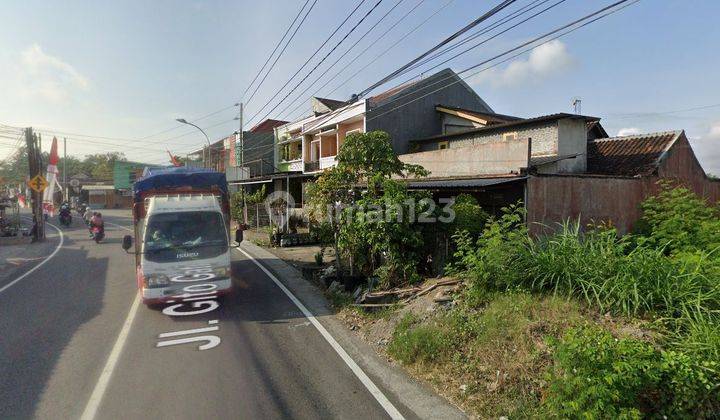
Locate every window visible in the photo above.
<box><xmin>503</xmin><ymin>132</ymin><xmax>518</xmax><ymax>142</ymax></box>
<box><xmin>280</xmin><ymin>141</ymin><xmax>301</xmax><ymax>161</ymax></box>
<box><xmin>438</xmin><ymin>141</ymin><xmax>449</xmax><ymax>150</ymax></box>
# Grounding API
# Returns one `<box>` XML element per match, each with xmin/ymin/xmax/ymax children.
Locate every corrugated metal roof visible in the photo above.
<box><xmin>406</xmin><ymin>176</ymin><xmax>526</xmax><ymax>189</ymax></box>
<box><xmin>530</xmin><ymin>154</ymin><xmax>580</xmax><ymax>167</ymax></box>
<box><xmin>412</xmin><ymin>113</ymin><xmax>600</xmax><ymax>143</ymax></box>
<box><xmin>587</xmin><ymin>131</ymin><xmax>681</xmax><ymax>176</ymax></box>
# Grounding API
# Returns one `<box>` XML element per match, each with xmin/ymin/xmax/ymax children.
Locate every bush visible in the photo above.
<box><xmin>635</xmin><ymin>181</ymin><xmax>720</xmax><ymax>255</ymax></box>
<box><xmin>230</xmin><ymin>191</ymin><xmax>244</xmax><ymax>222</ymax></box>
<box><xmin>450</xmin><ymin>194</ymin><xmax>489</xmax><ymax>237</ymax></box>
<box><xmin>545</xmin><ymin>326</ymin><xmax>720</xmax><ymax>418</ymax></box>
<box><xmin>388</xmin><ymin>313</ymin><xmax>450</xmax><ymax>364</ymax></box>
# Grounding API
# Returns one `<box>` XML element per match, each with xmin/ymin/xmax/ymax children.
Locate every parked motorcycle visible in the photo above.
<box><xmin>59</xmin><ymin>212</ymin><xmax>72</xmax><ymax>227</ymax></box>
<box><xmin>91</xmin><ymin>225</ymin><xmax>105</xmax><ymax>243</ymax></box>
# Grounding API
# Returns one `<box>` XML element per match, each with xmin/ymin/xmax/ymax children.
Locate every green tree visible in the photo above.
<box><xmin>82</xmin><ymin>152</ymin><xmax>127</xmax><ymax>181</ymax></box>
<box><xmin>307</xmin><ymin>130</ymin><xmax>430</xmax><ymax>287</ymax></box>
<box><xmin>0</xmin><ymin>146</ymin><xmax>29</xmax><ymax>185</ymax></box>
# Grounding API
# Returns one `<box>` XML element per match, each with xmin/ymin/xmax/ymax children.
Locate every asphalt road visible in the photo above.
<box><xmin>0</xmin><ymin>210</ymin><xmax>459</xmax><ymax>420</ymax></box>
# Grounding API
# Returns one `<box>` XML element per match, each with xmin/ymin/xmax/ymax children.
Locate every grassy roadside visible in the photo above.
<box><xmin>331</xmin><ymin>183</ymin><xmax>720</xmax><ymax>418</ymax></box>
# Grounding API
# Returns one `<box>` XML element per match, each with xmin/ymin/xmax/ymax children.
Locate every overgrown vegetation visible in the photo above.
<box><xmin>389</xmin><ymin>182</ymin><xmax>720</xmax><ymax>417</ymax></box>
<box><xmin>306</xmin><ymin>130</ymin><xmax>431</xmax><ymax>288</ymax></box>
<box><xmin>230</xmin><ymin>184</ymin><xmax>267</xmax><ymax>222</ymax></box>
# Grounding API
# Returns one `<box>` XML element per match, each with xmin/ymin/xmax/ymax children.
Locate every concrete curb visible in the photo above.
<box><xmin>238</xmin><ymin>240</ymin><xmax>467</xmax><ymax>420</ymax></box>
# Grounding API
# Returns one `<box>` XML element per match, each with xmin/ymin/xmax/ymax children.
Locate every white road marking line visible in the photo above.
<box><xmin>236</xmin><ymin>246</ymin><xmax>406</xmax><ymax>420</ymax></box>
<box><xmin>80</xmin><ymin>295</ymin><xmax>141</xmax><ymax>420</ymax></box>
<box><xmin>104</xmin><ymin>221</ymin><xmax>133</xmax><ymax>232</ymax></box>
<box><xmin>0</xmin><ymin>221</ymin><xmax>64</xmax><ymax>295</ymax></box>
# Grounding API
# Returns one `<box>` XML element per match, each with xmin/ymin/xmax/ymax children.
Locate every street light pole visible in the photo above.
<box><xmin>175</xmin><ymin>118</ymin><xmax>211</xmax><ymax>168</ymax></box>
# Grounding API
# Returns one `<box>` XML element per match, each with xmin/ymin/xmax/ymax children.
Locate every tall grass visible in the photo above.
<box><xmin>456</xmin><ymin>213</ymin><xmax>720</xmax><ymax>320</ymax></box>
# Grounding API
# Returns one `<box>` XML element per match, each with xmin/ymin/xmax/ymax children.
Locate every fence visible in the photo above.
<box><xmin>245</xmin><ymin>202</ymin><xmax>272</xmax><ymax>232</ymax></box>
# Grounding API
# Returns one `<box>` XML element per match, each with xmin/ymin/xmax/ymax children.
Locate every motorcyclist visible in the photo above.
<box><xmin>59</xmin><ymin>204</ymin><xmax>71</xmax><ymax>224</ymax></box>
<box><xmin>83</xmin><ymin>207</ymin><xmax>93</xmax><ymax>226</ymax></box>
<box><xmin>90</xmin><ymin>212</ymin><xmax>105</xmax><ymax>237</ymax></box>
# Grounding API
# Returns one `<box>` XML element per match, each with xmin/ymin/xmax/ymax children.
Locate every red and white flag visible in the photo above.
<box><xmin>42</xmin><ymin>137</ymin><xmax>61</xmax><ymax>216</ymax></box>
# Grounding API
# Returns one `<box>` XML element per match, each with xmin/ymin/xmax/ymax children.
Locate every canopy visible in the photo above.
<box><xmin>133</xmin><ymin>167</ymin><xmax>227</xmax><ymax>202</ymax></box>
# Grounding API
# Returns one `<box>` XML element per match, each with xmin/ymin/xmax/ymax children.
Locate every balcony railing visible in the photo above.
<box><xmin>304</xmin><ymin>160</ymin><xmax>320</xmax><ymax>172</ymax></box>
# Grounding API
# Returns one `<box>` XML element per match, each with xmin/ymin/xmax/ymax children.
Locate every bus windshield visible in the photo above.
<box><xmin>143</xmin><ymin>211</ymin><xmax>227</xmax><ymax>253</ymax></box>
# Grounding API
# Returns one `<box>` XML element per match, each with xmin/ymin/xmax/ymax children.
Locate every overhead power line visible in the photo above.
<box><xmin>154</xmin><ymin>0</ymin><xmax>642</xmax><ymax>167</ymax></box>
<box><xmin>274</xmin><ymin>0</ymin><xmax>408</xmax><ymax>120</ymax></box>
<box><xmin>364</xmin><ymin>0</ymin><xmax>641</xmax><ymax>123</ymax></box>
<box><xmin>247</xmin><ymin>0</ymin><xmax>387</xmax><ymax>128</ymax></box>
<box><xmin>393</xmin><ymin>0</ymin><xmax>569</xmax><ymax>86</ymax></box>
<box><xmin>322</xmin><ymin>0</ymin><xmax>454</xmax><ymax>104</ymax></box>
<box><xmin>355</xmin><ymin>0</ymin><xmax>518</xmax><ymax>99</ymax></box>
<box><xmin>397</xmin><ymin>0</ymin><xmax>552</xmax><ymax>76</ymax></box>
<box><xmin>240</xmin><ymin>0</ymin><xmax>312</xmax><ymax>102</ymax></box>
<box><xmin>243</xmin><ymin>0</ymin><xmax>319</xmax><ymax>107</ymax></box>
<box><xmin>283</xmin><ymin>0</ymin><xmax>431</xmax><ymax>120</ymax></box>
<box><xmin>244</xmin><ymin>0</ymin><xmax>370</xmax><ymax>126</ymax></box>
<box><xmin>605</xmin><ymin>103</ymin><xmax>720</xmax><ymax>120</ymax></box>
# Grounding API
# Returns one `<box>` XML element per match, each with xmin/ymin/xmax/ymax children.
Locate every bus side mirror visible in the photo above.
<box><xmin>235</xmin><ymin>229</ymin><xmax>243</xmax><ymax>244</ymax></box>
<box><xmin>122</xmin><ymin>235</ymin><xmax>133</xmax><ymax>251</ymax></box>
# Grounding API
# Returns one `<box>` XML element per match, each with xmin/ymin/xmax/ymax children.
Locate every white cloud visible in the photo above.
<box><xmin>688</xmin><ymin>122</ymin><xmax>720</xmax><ymax>175</ymax></box>
<box><xmin>471</xmin><ymin>40</ymin><xmax>575</xmax><ymax>88</ymax></box>
<box><xmin>708</xmin><ymin>123</ymin><xmax>720</xmax><ymax>140</ymax></box>
<box><xmin>616</xmin><ymin>127</ymin><xmax>642</xmax><ymax>136</ymax></box>
<box><xmin>17</xmin><ymin>43</ymin><xmax>89</xmax><ymax>102</ymax></box>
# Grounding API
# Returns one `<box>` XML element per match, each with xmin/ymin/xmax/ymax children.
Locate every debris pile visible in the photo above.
<box><xmin>353</xmin><ymin>278</ymin><xmax>462</xmax><ymax>308</ymax></box>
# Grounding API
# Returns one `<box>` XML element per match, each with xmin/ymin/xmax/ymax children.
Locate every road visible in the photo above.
<box><xmin>0</xmin><ymin>210</ymin><xmax>461</xmax><ymax>419</ymax></box>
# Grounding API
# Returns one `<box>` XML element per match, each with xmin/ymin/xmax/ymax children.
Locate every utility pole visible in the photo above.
<box><xmin>25</xmin><ymin>128</ymin><xmax>44</xmax><ymax>241</ymax></box>
<box><xmin>239</xmin><ymin>102</ymin><xmax>248</xmax><ymax>224</ymax></box>
<box><xmin>63</xmin><ymin>137</ymin><xmax>67</xmax><ymax>201</ymax></box>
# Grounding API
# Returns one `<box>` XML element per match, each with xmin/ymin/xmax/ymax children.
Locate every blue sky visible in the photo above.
<box><xmin>1</xmin><ymin>0</ymin><xmax>719</xmax><ymax>173</ymax></box>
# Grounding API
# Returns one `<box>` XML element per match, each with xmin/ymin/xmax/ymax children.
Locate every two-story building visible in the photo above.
<box><xmin>266</xmin><ymin>68</ymin><xmax>496</xmax><ymax>206</ymax></box>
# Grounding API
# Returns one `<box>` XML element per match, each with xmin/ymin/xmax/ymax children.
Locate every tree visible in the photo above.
<box><xmin>307</xmin><ymin>130</ymin><xmax>430</xmax><ymax>287</ymax></box>
<box><xmin>81</xmin><ymin>152</ymin><xmax>127</xmax><ymax>180</ymax></box>
<box><xmin>0</xmin><ymin>146</ymin><xmax>29</xmax><ymax>185</ymax></box>
<box><xmin>337</xmin><ymin>130</ymin><xmax>427</xmax><ymax>194</ymax></box>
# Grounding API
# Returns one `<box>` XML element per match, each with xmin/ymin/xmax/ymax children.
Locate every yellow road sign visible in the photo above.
<box><xmin>27</xmin><ymin>175</ymin><xmax>48</xmax><ymax>193</ymax></box>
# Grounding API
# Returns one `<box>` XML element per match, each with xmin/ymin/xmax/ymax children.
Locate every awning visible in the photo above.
<box><xmin>406</xmin><ymin>176</ymin><xmax>527</xmax><ymax>189</ymax></box>
<box><xmin>81</xmin><ymin>185</ymin><xmax>115</xmax><ymax>191</ymax></box>
<box><xmin>228</xmin><ymin>179</ymin><xmax>273</xmax><ymax>185</ymax></box>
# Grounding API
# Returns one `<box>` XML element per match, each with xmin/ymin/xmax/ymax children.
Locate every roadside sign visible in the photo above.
<box><xmin>27</xmin><ymin>175</ymin><xmax>48</xmax><ymax>193</ymax></box>
<box><xmin>69</xmin><ymin>179</ymin><xmax>80</xmax><ymax>188</ymax></box>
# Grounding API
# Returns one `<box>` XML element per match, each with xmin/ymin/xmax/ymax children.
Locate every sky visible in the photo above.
<box><xmin>1</xmin><ymin>0</ymin><xmax>719</xmax><ymax>174</ymax></box>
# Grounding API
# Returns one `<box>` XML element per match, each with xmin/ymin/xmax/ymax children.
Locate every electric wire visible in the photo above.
<box><xmin>273</xmin><ymin>0</ymin><xmax>407</xmax><ymax>120</ymax></box>
<box><xmin>244</xmin><ymin>0</ymin><xmax>370</xmax><ymax>126</ymax></box>
<box><xmin>246</xmin><ymin>0</ymin><xmax>386</xmax><ymax>128</ymax></box>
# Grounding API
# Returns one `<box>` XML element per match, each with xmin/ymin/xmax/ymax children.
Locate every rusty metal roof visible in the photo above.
<box><xmin>586</xmin><ymin>130</ymin><xmax>682</xmax><ymax>176</ymax></box>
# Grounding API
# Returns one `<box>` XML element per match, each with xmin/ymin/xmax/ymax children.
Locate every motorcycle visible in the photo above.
<box><xmin>77</xmin><ymin>204</ymin><xmax>87</xmax><ymax>217</ymax></box>
<box><xmin>91</xmin><ymin>225</ymin><xmax>105</xmax><ymax>243</ymax></box>
<box><xmin>59</xmin><ymin>212</ymin><xmax>72</xmax><ymax>227</ymax></box>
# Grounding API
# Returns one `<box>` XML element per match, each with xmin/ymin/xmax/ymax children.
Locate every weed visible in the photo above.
<box><xmin>546</xmin><ymin>326</ymin><xmax>720</xmax><ymax>418</ymax></box>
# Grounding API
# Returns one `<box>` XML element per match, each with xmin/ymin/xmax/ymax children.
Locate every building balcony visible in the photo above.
<box><xmin>319</xmin><ymin>156</ymin><xmax>337</xmax><ymax>170</ymax></box>
<box><xmin>304</xmin><ymin>160</ymin><xmax>320</xmax><ymax>172</ymax></box>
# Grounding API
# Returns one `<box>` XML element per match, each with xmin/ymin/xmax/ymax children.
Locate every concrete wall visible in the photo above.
<box><xmin>366</xmin><ymin>69</ymin><xmax>493</xmax><ymax>155</ymax></box>
<box><xmin>399</xmin><ymin>138</ymin><xmax>529</xmax><ymax>178</ymax></box>
<box><xmin>420</xmin><ymin>122</ymin><xmax>559</xmax><ymax>157</ymax></box>
<box><xmin>557</xmin><ymin>118</ymin><xmax>588</xmax><ymax>172</ymax></box>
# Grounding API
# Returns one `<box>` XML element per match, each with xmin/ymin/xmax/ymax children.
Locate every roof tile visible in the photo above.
<box><xmin>586</xmin><ymin>131</ymin><xmax>681</xmax><ymax>176</ymax></box>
